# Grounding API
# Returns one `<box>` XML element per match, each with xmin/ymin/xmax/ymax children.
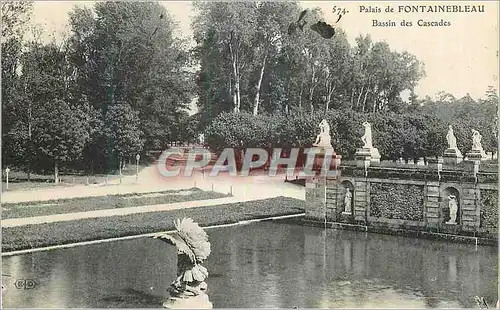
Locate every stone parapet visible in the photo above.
<box><xmin>305</xmin><ymin>162</ymin><xmax>498</xmax><ymax>244</ymax></box>
<box><xmin>443</xmin><ymin>148</ymin><xmax>463</xmax><ymax>164</ymax></box>
<box><xmin>163</xmin><ymin>294</ymin><xmax>213</xmax><ymax>309</ymax></box>
<box><xmin>304</xmin><ymin>176</ymin><xmax>326</xmax><ymax>221</ymax></box>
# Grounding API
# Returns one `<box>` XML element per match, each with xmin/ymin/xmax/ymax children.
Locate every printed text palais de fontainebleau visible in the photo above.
<box><xmin>362</xmin><ymin>4</ymin><xmax>486</xmax><ymax>27</ymax></box>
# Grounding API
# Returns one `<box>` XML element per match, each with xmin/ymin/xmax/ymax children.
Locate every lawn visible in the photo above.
<box><xmin>1</xmin><ymin>171</ymin><xmax>105</xmax><ymax>192</ymax></box>
<box><xmin>1</xmin><ymin>165</ymin><xmax>149</xmax><ymax>192</ymax></box>
<box><xmin>1</xmin><ymin>196</ymin><xmax>306</xmax><ymax>252</ymax></box>
<box><xmin>2</xmin><ymin>188</ymin><xmax>230</xmax><ymax>219</ymax></box>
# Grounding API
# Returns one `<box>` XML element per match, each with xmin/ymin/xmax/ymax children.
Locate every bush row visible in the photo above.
<box><xmin>205</xmin><ymin>110</ymin><xmax>497</xmax><ymax>161</ymax></box>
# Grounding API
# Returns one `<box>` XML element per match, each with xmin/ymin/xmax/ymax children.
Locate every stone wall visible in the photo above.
<box><xmin>304</xmin><ymin>176</ymin><xmax>327</xmax><ymax>221</ymax></box>
<box><xmin>305</xmin><ymin>161</ymin><xmax>498</xmax><ymax>244</ymax></box>
<box><xmin>479</xmin><ymin>189</ymin><xmax>498</xmax><ymax>232</ymax></box>
<box><xmin>369</xmin><ymin>182</ymin><xmax>424</xmax><ymax>221</ymax></box>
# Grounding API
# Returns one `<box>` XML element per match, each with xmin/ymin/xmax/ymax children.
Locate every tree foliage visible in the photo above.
<box><xmin>104</xmin><ymin>104</ymin><xmax>144</xmax><ymax>162</ymax></box>
<box><xmin>2</xmin><ymin>2</ymin><xmax>194</xmax><ymax>174</ymax></box>
<box><xmin>205</xmin><ymin>97</ymin><xmax>498</xmax><ymax>161</ymax></box>
<box><xmin>1</xmin><ymin>1</ymin><xmax>497</xmax><ymax>177</ymax></box>
<box><xmin>193</xmin><ymin>2</ymin><xmax>425</xmax><ymax>126</ymax></box>
<box><xmin>33</xmin><ymin>99</ymin><xmax>90</xmax><ymax>167</ymax></box>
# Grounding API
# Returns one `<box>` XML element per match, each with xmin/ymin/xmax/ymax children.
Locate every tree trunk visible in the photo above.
<box><xmin>325</xmin><ymin>78</ymin><xmax>335</xmax><ymax>111</ymax></box>
<box><xmin>235</xmin><ymin>74</ymin><xmax>241</xmax><ymax>112</ymax></box>
<box><xmin>309</xmin><ymin>88</ymin><xmax>315</xmax><ymax>112</ymax></box>
<box><xmin>309</xmin><ymin>66</ymin><xmax>316</xmax><ymax>112</ymax></box>
<box><xmin>119</xmin><ymin>157</ymin><xmax>123</xmax><ymax>184</ymax></box>
<box><xmin>236</xmin><ymin>46</ymin><xmax>241</xmax><ymax>112</ymax></box>
<box><xmin>284</xmin><ymin>82</ymin><xmax>290</xmax><ymax>114</ymax></box>
<box><xmin>27</xmin><ymin>125</ymin><xmax>32</xmax><ymax>182</ymax></box>
<box><xmin>350</xmin><ymin>88</ymin><xmax>356</xmax><ymax>109</ymax></box>
<box><xmin>232</xmin><ymin>58</ymin><xmax>240</xmax><ymax>113</ymax></box>
<box><xmin>229</xmin><ymin>74</ymin><xmax>234</xmax><ymax>108</ymax></box>
<box><xmin>253</xmin><ymin>53</ymin><xmax>267</xmax><ymax>116</ymax></box>
<box><xmin>362</xmin><ymin>78</ymin><xmax>371</xmax><ymax>109</ymax></box>
<box><xmin>326</xmin><ymin>86</ymin><xmax>334</xmax><ymax>112</ymax></box>
<box><xmin>27</xmin><ymin>95</ymin><xmax>32</xmax><ymax>182</ymax></box>
<box><xmin>299</xmin><ymin>82</ymin><xmax>304</xmax><ymax>109</ymax></box>
<box><xmin>363</xmin><ymin>85</ymin><xmax>370</xmax><ymax>109</ymax></box>
<box><xmin>54</xmin><ymin>162</ymin><xmax>59</xmax><ymax>184</ymax></box>
<box><xmin>357</xmin><ymin>83</ymin><xmax>365</xmax><ymax>111</ymax></box>
<box><xmin>229</xmin><ymin>37</ymin><xmax>240</xmax><ymax>113</ymax></box>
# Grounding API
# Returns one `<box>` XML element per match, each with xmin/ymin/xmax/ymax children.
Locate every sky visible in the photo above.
<box><xmin>28</xmin><ymin>1</ymin><xmax>499</xmax><ymax>101</ymax></box>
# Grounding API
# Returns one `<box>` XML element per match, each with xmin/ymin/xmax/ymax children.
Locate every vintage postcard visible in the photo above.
<box><xmin>1</xmin><ymin>0</ymin><xmax>498</xmax><ymax>308</ymax></box>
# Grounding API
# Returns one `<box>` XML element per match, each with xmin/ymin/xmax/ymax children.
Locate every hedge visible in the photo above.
<box><xmin>204</xmin><ymin>110</ymin><xmax>496</xmax><ymax>161</ymax></box>
<box><xmin>369</xmin><ymin>183</ymin><xmax>425</xmax><ymax>221</ymax></box>
<box><xmin>480</xmin><ymin>190</ymin><xmax>498</xmax><ymax>230</ymax></box>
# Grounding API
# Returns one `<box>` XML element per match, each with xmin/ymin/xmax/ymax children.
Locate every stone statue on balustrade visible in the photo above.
<box><xmin>355</xmin><ymin>122</ymin><xmax>381</xmax><ymax>163</ymax></box>
<box><xmin>362</xmin><ymin>122</ymin><xmax>373</xmax><ymax>149</ymax></box>
<box><xmin>313</xmin><ymin>119</ymin><xmax>333</xmax><ymax>149</ymax></box>
<box><xmin>471</xmin><ymin>129</ymin><xmax>487</xmax><ymax>158</ymax></box>
<box><xmin>153</xmin><ymin>218</ymin><xmax>213</xmax><ymax>309</ymax></box>
<box><xmin>446</xmin><ymin>126</ymin><xmax>462</xmax><ymax>154</ymax></box>
<box><xmin>446</xmin><ymin>195</ymin><xmax>458</xmax><ymax>225</ymax></box>
<box><xmin>443</xmin><ymin>125</ymin><xmax>463</xmax><ymax>164</ymax></box>
<box><xmin>342</xmin><ymin>188</ymin><xmax>352</xmax><ymax>214</ymax></box>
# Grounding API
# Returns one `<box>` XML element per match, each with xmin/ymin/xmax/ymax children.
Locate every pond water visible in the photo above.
<box><xmin>2</xmin><ymin>219</ymin><xmax>498</xmax><ymax>308</ymax></box>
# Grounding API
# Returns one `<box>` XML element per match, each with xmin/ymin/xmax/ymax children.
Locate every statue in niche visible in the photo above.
<box><xmin>153</xmin><ymin>218</ymin><xmax>211</xmax><ymax>302</ymax></box>
<box><xmin>446</xmin><ymin>195</ymin><xmax>458</xmax><ymax>225</ymax></box>
<box><xmin>446</xmin><ymin>125</ymin><xmax>458</xmax><ymax>150</ymax></box>
<box><xmin>361</xmin><ymin>122</ymin><xmax>373</xmax><ymax>149</ymax></box>
<box><xmin>343</xmin><ymin>188</ymin><xmax>352</xmax><ymax>213</ymax></box>
<box><xmin>313</xmin><ymin>119</ymin><xmax>332</xmax><ymax>148</ymax></box>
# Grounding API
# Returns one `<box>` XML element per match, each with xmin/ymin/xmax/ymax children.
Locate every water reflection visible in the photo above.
<box><xmin>2</xmin><ymin>220</ymin><xmax>497</xmax><ymax>308</ymax></box>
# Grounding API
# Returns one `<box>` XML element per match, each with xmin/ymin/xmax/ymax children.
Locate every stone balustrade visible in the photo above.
<box><xmin>304</xmin><ymin>154</ymin><xmax>498</xmax><ymax>245</ymax></box>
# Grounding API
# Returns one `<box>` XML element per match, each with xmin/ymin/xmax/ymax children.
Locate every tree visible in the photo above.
<box><xmin>103</xmin><ymin>104</ymin><xmax>144</xmax><ymax>173</ymax></box>
<box><xmin>416</xmin><ymin>88</ymin><xmax>498</xmax><ymax>155</ymax></box>
<box><xmin>346</xmin><ymin>35</ymin><xmax>424</xmax><ymax>112</ymax></box>
<box><xmin>193</xmin><ymin>3</ymin><xmax>425</xmax><ymax>120</ymax></box>
<box><xmin>321</xmin><ymin>29</ymin><xmax>351</xmax><ymax>111</ymax></box>
<box><xmin>33</xmin><ymin>99</ymin><xmax>90</xmax><ymax>183</ymax></box>
<box><xmin>3</xmin><ymin>41</ymin><xmax>70</xmax><ymax>178</ymax></box>
<box><xmin>1</xmin><ymin>1</ymin><xmax>33</xmax><ymax>172</ymax></box>
<box><xmin>176</xmin><ymin>113</ymin><xmax>200</xmax><ymax>144</ymax></box>
<box><xmin>193</xmin><ymin>2</ymin><xmax>258</xmax><ymax>114</ymax></box>
<box><xmin>251</xmin><ymin>2</ymin><xmax>298</xmax><ymax>115</ymax></box>
<box><xmin>67</xmin><ymin>2</ymin><xmax>194</xmax><ymax>159</ymax></box>
<box><xmin>1</xmin><ymin>1</ymin><xmax>33</xmax><ymax>42</ymax></box>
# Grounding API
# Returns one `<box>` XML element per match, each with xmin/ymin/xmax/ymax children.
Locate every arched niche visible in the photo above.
<box><xmin>441</xmin><ymin>187</ymin><xmax>460</xmax><ymax>225</ymax></box>
<box><xmin>341</xmin><ymin>180</ymin><xmax>354</xmax><ymax>214</ymax></box>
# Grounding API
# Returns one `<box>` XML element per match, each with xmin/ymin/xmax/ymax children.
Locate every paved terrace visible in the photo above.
<box><xmin>1</xmin><ymin>166</ymin><xmax>305</xmax><ymax>203</ymax></box>
<box><xmin>1</xmin><ymin>165</ymin><xmax>305</xmax><ymax>227</ymax></box>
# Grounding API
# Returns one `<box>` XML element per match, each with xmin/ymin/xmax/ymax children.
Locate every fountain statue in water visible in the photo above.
<box><xmin>152</xmin><ymin>218</ymin><xmax>213</xmax><ymax>309</ymax></box>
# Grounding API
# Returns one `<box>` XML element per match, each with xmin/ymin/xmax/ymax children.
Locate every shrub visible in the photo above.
<box><xmin>480</xmin><ymin>190</ymin><xmax>498</xmax><ymax>230</ymax></box>
<box><xmin>204</xmin><ymin>109</ymin><xmax>492</xmax><ymax>161</ymax></box>
<box><xmin>370</xmin><ymin>183</ymin><xmax>425</xmax><ymax>221</ymax></box>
